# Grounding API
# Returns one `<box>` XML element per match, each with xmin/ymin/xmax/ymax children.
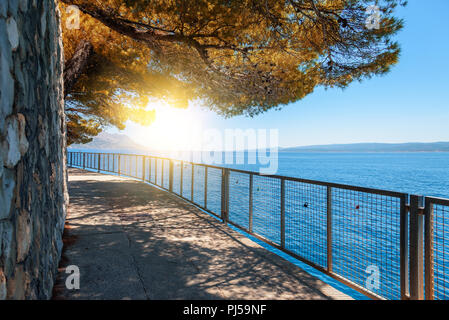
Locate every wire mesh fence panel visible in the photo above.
<box><xmin>101</xmin><ymin>154</ymin><xmax>105</xmax><ymax>171</ymax></box>
<box><xmin>182</xmin><ymin>162</ymin><xmax>192</xmax><ymax>200</ymax></box>
<box><xmin>331</xmin><ymin>188</ymin><xmax>402</xmax><ymax>300</ymax></box>
<box><xmin>102</xmin><ymin>154</ymin><xmax>107</xmax><ymax>171</ymax></box>
<box><xmin>433</xmin><ymin>202</ymin><xmax>449</xmax><ymax>300</ymax></box>
<box><xmin>172</xmin><ymin>160</ymin><xmax>182</xmax><ymax>195</ymax></box>
<box><xmin>113</xmin><ymin>154</ymin><xmax>118</xmax><ymax>173</ymax></box>
<box><xmin>228</xmin><ymin>171</ymin><xmax>250</xmax><ymax>230</ymax></box>
<box><xmin>252</xmin><ymin>175</ymin><xmax>281</xmax><ymax>245</ymax></box>
<box><xmin>123</xmin><ymin>156</ymin><xmax>131</xmax><ymax>176</ymax></box>
<box><xmin>163</xmin><ymin>159</ymin><xmax>170</xmax><ymax>189</ymax></box>
<box><xmin>94</xmin><ymin>154</ymin><xmax>97</xmax><ymax>170</ymax></box>
<box><xmin>132</xmin><ymin>156</ymin><xmax>136</xmax><ymax>177</ymax></box>
<box><xmin>135</xmin><ymin>156</ymin><xmax>141</xmax><ymax>178</ymax></box>
<box><xmin>109</xmin><ymin>154</ymin><xmax>113</xmax><ymax>172</ymax></box>
<box><xmin>206</xmin><ymin>167</ymin><xmax>222</xmax><ymax>216</ymax></box>
<box><xmin>143</xmin><ymin>157</ymin><xmax>149</xmax><ymax>181</ymax></box>
<box><xmin>120</xmin><ymin>155</ymin><xmax>125</xmax><ymax>175</ymax></box>
<box><xmin>193</xmin><ymin>165</ymin><xmax>206</xmax><ymax>207</ymax></box>
<box><xmin>155</xmin><ymin>158</ymin><xmax>163</xmax><ymax>186</ymax></box>
<box><xmin>149</xmin><ymin>157</ymin><xmax>156</xmax><ymax>184</ymax></box>
<box><xmin>284</xmin><ymin>180</ymin><xmax>328</xmax><ymax>269</ymax></box>
<box><xmin>131</xmin><ymin>156</ymin><xmax>135</xmax><ymax>177</ymax></box>
<box><xmin>125</xmin><ymin>155</ymin><xmax>130</xmax><ymax>176</ymax></box>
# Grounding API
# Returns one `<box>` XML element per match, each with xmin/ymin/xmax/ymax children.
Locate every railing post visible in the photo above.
<box><xmin>191</xmin><ymin>164</ymin><xmax>194</xmax><ymax>201</ymax></box>
<box><xmin>424</xmin><ymin>197</ymin><xmax>434</xmax><ymax>300</ymax></box>
<box><xmin>180</xmin><ymin>161</ymin><xmax>183</xmax><ymax>196</ymax></box>
<box><xmin>410</xmin><ymin>195</ymin><xmax>424</xmax><ymax>300</ymax></box>
<box><xmin>83</xmin><ymin>152</ymin><xmax>85</xmax><ymax>169</ymax></box>
<box><xmin>204</xmin><ymin>166</ymin><xmax>208</xmax><ymax>208</ymax></box>
<box><xmin>221</xmin><ymin>168</ymin><xmax>229</xmax><ymax>223</ymax></box>
<box><xmin>97</xmin><ymin>153</ymin><xmax>101</xmax><ymax>172</ymax></box>
<box><xmin>142</xmin><ymin>156</ymin><xmax>146</xmax><ymax>181</ymax></box>
<box><xmin>149</xmin><ymin>157</ymin><xmax>152</xmax><ymax>182</ymax></box>
<box><xmin>169</xmin><ymin>160</ymin><xmax>174</xmax><ymax>192</ymax></box>
<box><xmin>327</xmin><ymin>186</ymin><xmax>333</xmax><ymax>273</ymax></box>
<box><xmin>280</xmin><ymin>179</ymin><xmax>285</xmax><ymax>249</ymax></box>
<box><xmin>249</xmin><ymin>174</ymin><xmax>253</xmax><ymax>233</ymax></box>
<box><xmin>155</xmin><ymin>159</ymin><xmax>158</xmax><ymax>185</ymax></box>
<box><xmin>161</xmin><ymin>160</ymin><xmax>164</xmax><ymax>187</ymax></box>
<box><xmin>400</xmin><ymin>194</ymin><xmax>409</xmax><ymax>299</ymax></box>
<box><xmin>118</xmin><ymin>155</ymin><xmax>121</xmax><ymax>175</ymax></box>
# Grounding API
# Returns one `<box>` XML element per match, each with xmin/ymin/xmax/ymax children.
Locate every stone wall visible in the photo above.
<box><xmin>0</xmin><ymin>0</ymin><xmax>67</xmax><ymax>299</ymax></box>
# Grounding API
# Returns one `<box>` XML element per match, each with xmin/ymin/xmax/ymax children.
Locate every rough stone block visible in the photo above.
<box><xmin>0</xmin><ymin>169</ymin><xmax>15</xmax><ymax>220</ymax></box>
<box><xmin>2</xmin><ymin>114</ymin><xmax>29</xmax><ymax>168</ymax></box>
<box><xmin>6</xmin><ymin>17</ymin><xmax>19</xmax><ymax>51</ymax></box>
<box><xmin>0</xmin><ymin>269</ymin><xmax>6</xmax><ymax>300</ymax></box>
<box><xmin>16</xmin><ymin>210</ymin><xmax>32</xmax><ymax>263</ymax></box>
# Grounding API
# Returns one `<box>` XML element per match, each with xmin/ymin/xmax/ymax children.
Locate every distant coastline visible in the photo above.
<box><xmin>69</xmin><ymin>133</ymin><xmax>449</xmax><ymax>153</ymax></box>
<box><xmin>280</xmin><ymin>142</ymin><xmax>449</xmax><ymax>153</ymax></box>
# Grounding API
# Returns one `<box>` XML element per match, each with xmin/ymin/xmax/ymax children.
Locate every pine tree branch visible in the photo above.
<box><xmin>63</xmin><ymin>39</ymin><xmax>94</xmax><ymax>97</ymax></box>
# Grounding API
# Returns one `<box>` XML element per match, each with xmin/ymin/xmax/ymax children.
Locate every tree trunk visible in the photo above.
<box><xmin>63</xmin><ymin>40</ymin><xmax>94</xmax><ymax>97</ymax></box>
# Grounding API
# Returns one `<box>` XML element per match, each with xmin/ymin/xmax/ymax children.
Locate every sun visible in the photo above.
<box><xmin>130</xmin><ymin>100</ymin><xmax>203</xmax><ymax>152</ymax></box>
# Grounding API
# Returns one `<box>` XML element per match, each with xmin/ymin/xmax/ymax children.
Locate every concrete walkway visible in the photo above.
<box><xmin>52</xmin><ymin>168</ymin><xmax>351</xmax><ymax>300</ymax></box>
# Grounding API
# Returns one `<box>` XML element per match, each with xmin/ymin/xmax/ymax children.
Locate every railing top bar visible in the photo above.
<box><xmin>426</xmin><ymin>196</ymin><xmax>449</xmax><ymax>206</ymax></box>
<box><xmin>68</xmin><ymin>150</ymin><xmax>408</xmax><ymax>198</ymax></box>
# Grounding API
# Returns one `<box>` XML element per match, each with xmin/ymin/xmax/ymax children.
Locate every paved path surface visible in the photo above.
<box><xmin>53</xmin><ymin>168</ymin><xmax>351</xmax><ymax>300</ymax></box>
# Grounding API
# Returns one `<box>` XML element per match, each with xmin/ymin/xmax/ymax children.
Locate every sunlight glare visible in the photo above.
<box><xmin>131</xmin><ymin>101</ymin><xmax>202</xmax><ymax>152</ymax></box>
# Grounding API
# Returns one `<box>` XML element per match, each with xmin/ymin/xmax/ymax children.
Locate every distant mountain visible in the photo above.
<box><xmin>70</xmin><ymin>132</ymin><xmax>147</xmax><ymax>151</ymax></box>
<box><xmin>281</xmin><ymin>142</ymin><xmax>449</xmax><ymax>153</ymax></box>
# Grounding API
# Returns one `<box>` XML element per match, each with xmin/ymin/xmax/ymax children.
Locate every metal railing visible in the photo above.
<box><xmin>67</xmin><ymin>151</ymin><xmax>449</xmax><ymax>300</ymax></box>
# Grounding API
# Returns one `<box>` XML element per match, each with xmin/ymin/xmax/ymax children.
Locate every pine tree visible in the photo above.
<box><xmin>60</xmin><ymin>0</ymin><xmax>406</xmax><ymax>145</ymax></box>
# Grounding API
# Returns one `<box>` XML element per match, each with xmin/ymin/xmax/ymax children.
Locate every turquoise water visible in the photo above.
<box><xmin>222</xmin><ymin>152</ymin><xmax>449</xmax><ymax>198</ymax></box>
<box><xmin>69</xmin><ymin>150</ymin><xmax>449</xmax><ymax>299</ymax></box>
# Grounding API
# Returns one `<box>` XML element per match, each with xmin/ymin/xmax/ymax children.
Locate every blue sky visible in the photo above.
<box><xmin>109</xmin><ymin>1</ymin><xmax>449</xmax><ymax>148</ymax></box>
